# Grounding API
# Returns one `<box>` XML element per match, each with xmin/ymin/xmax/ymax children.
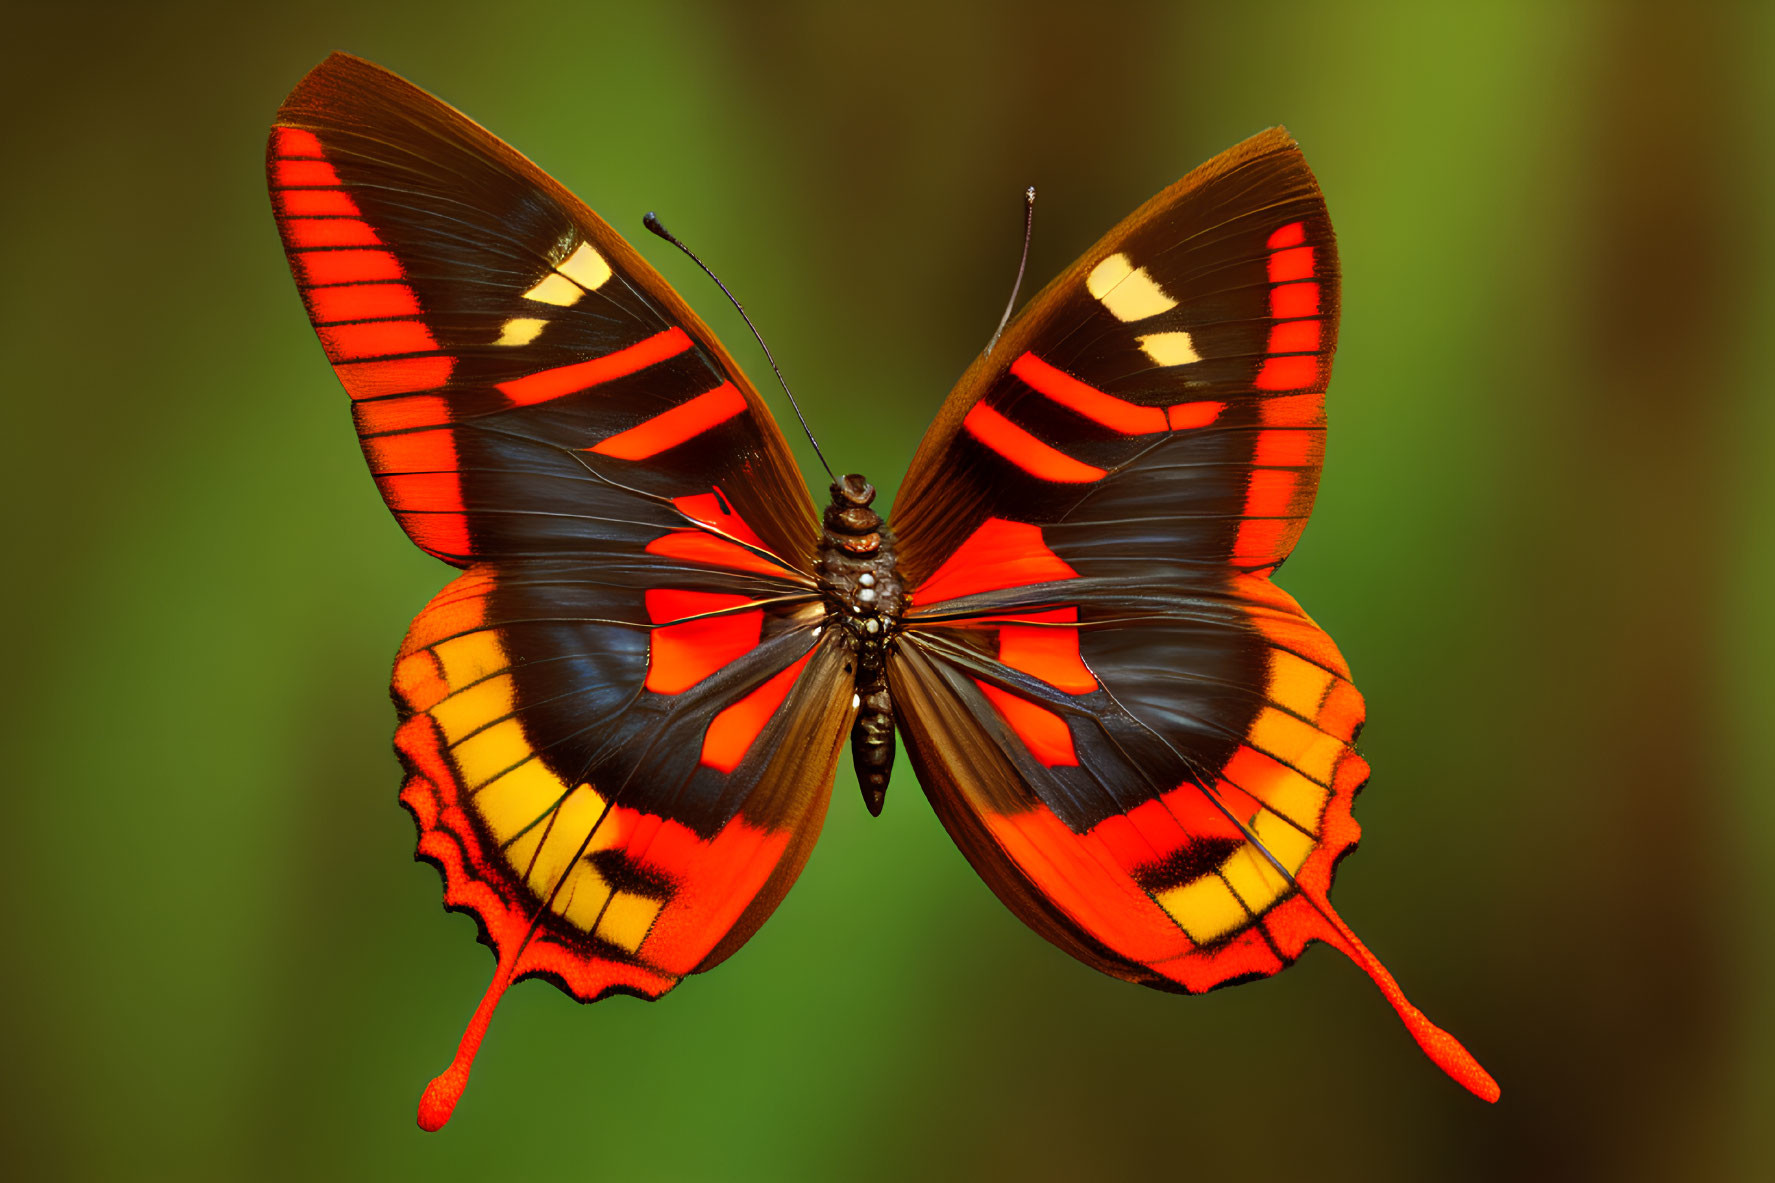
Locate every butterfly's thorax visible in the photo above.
<box><xmin>814</xmin><ymin>474</ymin><xmax>902</xmax><ymax>816</ymax></box>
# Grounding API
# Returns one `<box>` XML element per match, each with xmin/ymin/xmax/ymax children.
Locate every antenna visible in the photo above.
<box><xmin>643</xmin><ymin>212</ymin><xmax>836</xmax><ymax>485</ymax></box>
<box><xmin>985</xmin><ymin>185</ymin><xmax>1037</xmax><ymax>356</ymax></box>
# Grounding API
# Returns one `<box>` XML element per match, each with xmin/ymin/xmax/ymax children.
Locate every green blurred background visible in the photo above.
<box><xmin>4</xmin><ymin>1</ymin><xmax>1771</xmax><ymax>1178</ymax></box>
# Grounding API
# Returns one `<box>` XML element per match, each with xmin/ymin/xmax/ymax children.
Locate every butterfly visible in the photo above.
<box><xmin>268</xmin><ymin>53</ymin><xmax>1498</xmax><ymax>1129</ymax></box>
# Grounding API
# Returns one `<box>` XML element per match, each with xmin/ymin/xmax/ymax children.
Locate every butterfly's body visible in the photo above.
<box><xmin>815</xmin><ymin>474</ymin><xmax>905</xmax><ymax>812</ymax></box>
<box><xmin>267</xmin><ymin>54</ymin><xmax>1496</xmax><ymax>1129</ymax></box>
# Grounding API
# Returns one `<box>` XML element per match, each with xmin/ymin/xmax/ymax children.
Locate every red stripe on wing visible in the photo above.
<box><xmin>643</xmin><ymin>589</ymin><xmax>762</xmax><ymax>695</ymax></box>
<box><xmin>283</xmin><ymin>217</ymin><xmax>384</xmax><ymax>248</ymax></box>
<box><xmin>354</xmin><ymin>394</ymin><xmax>451</xmax><ymax>435</ymax></box>
<box><xmin>306</xmin><ymin>283</ymin><xmax>421</xmax><ymax>324</ymax></box>
<box><xmin>995</xmin><ymin>607</ymin><xmax>1097</xmax><ymax>694</ymax></box>
<box><xmin>591</xmin><ymin>383</ymin><xmax>747</xmax><ymax>460</ymax></box>
<box><xmin>1011</xmin><ymin>353</ymin><xmax>1168</xmax><ymax>434</ymax></box>
<box><xmin>296</xmin><ymin>249</ymin><xmax>403</xmax><ymax>286</ymax></box>
<box><xmin>365</xmin><ymin>428</ymin><xmax>470</xmax><ymax>559</ymax></box>
<box><xmin>700</xmin><ymin>652</ymin><xmax>815</xmax><ymax>773</ymax></box>
<box><xmin>495</xmin><ymin>327</ymin><xmax>694</xmax><ymax>406</ymax></box>
<box><xmin>335</xmin><ymin>357</ymin><xmax>455</xmax><ymax>400</ymax></box>
<box><xmin>672</xmin><ymin>491</ymin><xmax>767</xmax><ymax>547</ymax></box>
<box><xmin>276</xmin><ymin>188</ymin><xmax>361</xmax><ymax>216</ymax></box>
<box><xmin>974</xmin><ymin>681</ymin><xmax>1078</xmax><ymax>766</ymax></box>
<box><xmin>962</xmin><ymin>402</ymin><xmax>1107</xmax><ymax>482</ymax></box>
<box><xmin>912</xmin><ymin>517</ymin><xmax>1078</xmax><ymax>607</ymax></box>
<box><xmin>644</xmin><ymin>533</ymin><xmax>787</xmax><ymax>578</ymax></box>
<box><xmin>317</xmin><ymin>319</ymin><xmax>439</xmax><ymax>359</ymax></box>
<box><xmin>1166</xmin><ymin>401</ymin><xmax>1222</xmax><ymax>429</ymax></box>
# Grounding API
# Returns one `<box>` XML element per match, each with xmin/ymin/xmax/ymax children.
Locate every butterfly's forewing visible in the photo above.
<box><xmin>890</xmin><ymin>130</ymin><xmax>1496</xmax><ymax>1100</ymax></box>
<box><xmin>268</xmin><ymin>54</ymin><xmax>854</xmax><ymax>1128</ymax></box>
<box><xmin>269</xmin><ymin>53</ymin><xmax>818</xmax><ymax>565</ymax></box>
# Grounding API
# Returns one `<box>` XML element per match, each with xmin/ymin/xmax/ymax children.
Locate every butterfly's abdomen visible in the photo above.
<box><xmin>816</xmin><ymin>475</ymin><xmax>903</xmax><ymax>815</ymax></box>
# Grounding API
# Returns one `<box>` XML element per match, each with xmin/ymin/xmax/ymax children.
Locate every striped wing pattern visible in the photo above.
<box><xmin>270</xmin><ymin>55</ymin><xmax>1496</xmax><ymax>1127</ymax></box>
<box><xmin>267</xmin><ymin>54</ymin><xmax>854</xmax><ymax>1129</ymax></box>
<box><xmin>890</xmin><ymin>131</ymin><xmax>1495</xmax><ymax>1099</ymax></box>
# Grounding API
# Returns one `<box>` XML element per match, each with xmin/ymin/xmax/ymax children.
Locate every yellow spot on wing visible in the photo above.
<box><xmin>523</xmin><ymin>272</ymin><xmax>583</xmax><ymax>306</ymax></box>
<box><xmin>496</xmin><ymin>317</ymin><xmax>547</xmax><ymax>346</ymax></box>
<box><xmin>1220</xmin><ymin>842</ymin><xmax>1288</xmax><ymax>911</ymax></box>
<box><xmin>557</xmin><ymin>241</ymin><xmax>613</xmax><ymax>291</ymax></box>
<box><xmin>1155</xmin><ymin>874</ymin><xmax>1247</xmax><ymax>944</ymax></box>
<box><xmin>1249</xmin><ymin>707</ymin><xmax>1343</xmax><ymax>787</ymax></box>
<box><xmin>431</xmin><ymin>674</ymin><xmax>514</xmax><ymax>744</ymax></box>
<box><xmin>522</xmin><ymin>784</ymin><xmax>609</xmax><ymax>899</ymax></box>
<box><xmin>1268</xmin><ymin>649</ymin><xmax>1335</xmax><ymax>719</ymax></box>
<box><xmin>474</xmin><ymin>759</ymin><xmax>570</xmax><ymax>844</ymax></box>
<box><xmin>1085</xmin><ymin>252</ymin><xmax>1178</xmax><ymax>322</ymax></box>
<box><xmin>433</xmin><ymin>631</ymin><xmax>507</xmax><ymax>686</ymax></box>
<box><xmin>452</xmin><ymin>718</ymin><xmax>531</xmax><ymax>791</ymax></box>
<box><xmin>1252</xmin><ymin>812</ymin><xmax>1315</xmax><ymax>874</ymax></box>
<box><xmin>1138</xmin><ymin>330</ymin><xmax>1200</xmax><ymax>366</ymax></box>
<box><xmin>561</xmin><ymin>865</ymin><xmax>614</xmax><ymax>930</ymax></box>
<box><xmin>599</xmin><ymin>892</ymin><xmax>665</xmax><ymax>952</ymax></box>
<box><xmin>1086</xmin><ymin>253</ymin><xmax>1134</xmax><ymax>297</ymax></box>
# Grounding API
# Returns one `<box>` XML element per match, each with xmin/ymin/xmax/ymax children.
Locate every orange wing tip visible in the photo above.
<box><xmin>1309</xmin><ymin>892</ymin><xmax>1500</xmax><ymax>1102</ymax></box>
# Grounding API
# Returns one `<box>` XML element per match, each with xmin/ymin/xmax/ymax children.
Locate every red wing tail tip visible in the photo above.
<box><xmin>417</xmin><ymin>1068</ymin><xmax>467</xmax><ymax>1131</ymax></box>
<box><xmin>1303</xmin><ymin>892</ymin><xmax>1499</xmax><ymax>1102</ymax></box>
<box><xmin>1404</xmin><ymin>1009</ymin><xmax>1501</xmax><ymax>1103</ymax></box>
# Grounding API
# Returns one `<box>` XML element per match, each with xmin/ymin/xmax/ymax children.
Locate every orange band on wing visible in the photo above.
<box><xmin>644</xmin><ymin>589</ymin><xmax>761</xmax><ymax>694</ymax></box>
<box><xmin>700</xmin><ymin>652</ymin><xmax>815</xmax><ymax>773</ymax></box>
<box><xmin>296</xmin><ymin>249</ymin><xmax>403</xmax><ymax>285</ymax></box>
<box><xmin>306</xmin><ymin>282</ymin><xmax>421</xmax><ymax>324</ymax></box>
<box><xmin>912</xmin><ymin>517</ymin><xmax>1079</xmax><ymax>606</ymax></box>
<box><xmin>334</xmin><ymin>356</ymin><xmax>455</xmax><ymax>400</ymax></box>
<box><xmin>354</xmin><ymin>394</ymin><xmax>450</xmax><ymax>435</ymax></box>
<box><xmin>995</xmin><ymin>608</ymin><xmax>1097</xmax><ymax>694</ymax></box>
<box><xmin>1254</xmin><ymin>355</ymin><xmax>1318</xmax><ymax>391</ymax></box>
<box><xmin>318</xmin><ymin>318</ymin><xmax>439</xmax><ymax>359</ymax></box>
<box><xmin>496</xmin><ymin>327</ymin><xmax>694</xmax><ymax>406</ymax></box>
<box><xmin>963</xmin><ymin>402</ymin><xmax>1108</xmax><ymax>482</ymax></box>
<box><xmin>272</xmin><ymin>158</ymin><xmax>341</xmax><ymax>187</ymax></box>
<box><xmin>591</xmin><ymin>382</ymin><xmax>747</xmax><ymax>460</ymax></box>
<box><xmin>1166</xmin><ymin>401</ymin><xmax>1223</xmax><ymax>430</ymax></box>
<box><xmin>644</xmin><ymin>532</ymin><xmax>787</xmax><ymax>578</ymax></box>
<box><xmin>276</xmin><ymin>188</ymin><xmax>361</xmax><ymax>216</ymax></box>
<box><xmin>975</xmin><ymin>680</ymin><xmax>1077</xmax><ymax>766</ymax></box>
<box><xmin>283</xmin><ymin>217</ymin><xmax>383</xmax><ymax>248</ymax></box>
<box><xmin>1253</xmin><ymin>429</ymin><xmax>1315</xmax><ymax>467</ymax></box>
<box><xmin>671</xmin><ymin>491</ymin><xmax>766</xmax><ymax>547</ymax></box>
<box><xmin>1010</xmin><ymin>353</ymin><xmax>1168</xmax><ymax>435</ymax></box>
